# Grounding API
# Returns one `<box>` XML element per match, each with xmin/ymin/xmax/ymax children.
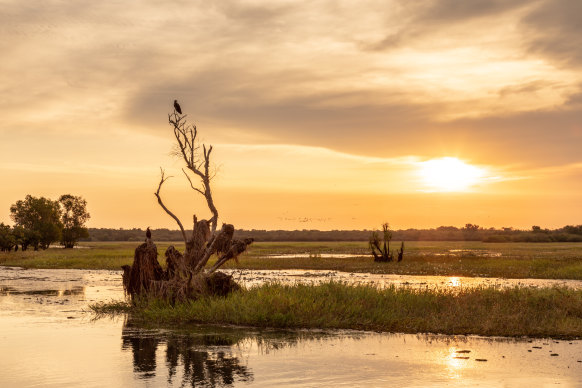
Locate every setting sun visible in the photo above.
<box><xmin>418</xmin><ymin>157</ymin><xmax>487</xmax><ymax>192</ymax></box>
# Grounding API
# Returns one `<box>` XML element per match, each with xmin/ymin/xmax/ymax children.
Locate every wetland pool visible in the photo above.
<box><xmin>1</xmin><ymin>266</ymin><xmax>581</xmax><ymax>387</ymax></box>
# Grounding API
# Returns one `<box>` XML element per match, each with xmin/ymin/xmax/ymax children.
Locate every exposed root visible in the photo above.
<box><xmin>122</xmin><ymin>235</ymin><xmax>247</xmax><ymax>303</ymax></box>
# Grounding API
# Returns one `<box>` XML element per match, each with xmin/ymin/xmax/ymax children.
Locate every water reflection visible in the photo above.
<box><xmin>1</xmin><ymin>267</ymin><xmax>582</xmax><ymax>387</ymax></box>
<box><xmin>118</xmin><ymin>321</ymin><xmax>582</xmax><ymax>387</ymax></box>
<box><xmin>225</xmin><ymin>268</ymin><xmax>582</xmax><ymax>291</ymax></box>
<box><xmin>120</xmin><ymin>319</ymin><xmax>345</xmax><ymax>387</ymax></box>
<box><xmin>447</xmin><ymin>277</ymin><xmax>461</xmax><ymax>287</ymax></box>
<box><xmin>0</xmin><ymin>285</ymin><xmax>85</xmax><ymax>296</ymax></box>
<box><xmin>122</xmin><ymin>322</ymin><xmax>254</xmax><ymax>387</ymax></box>
<box><xmin>265</xmin><ymin>253</ymin><xmax>364</xmax><ymax>259</ymax></box>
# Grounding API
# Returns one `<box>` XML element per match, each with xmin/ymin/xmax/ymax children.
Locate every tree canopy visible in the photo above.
<box><xmin>0</xmin><ymin>223</ymin><xmax>15</xmax><ymax>252</ymax></box>
<box><xmin>59</xmin><ymin>194</ymin><xmax>90</xmax><ymax>248</ymax></box>
<box><xmin>4</xmin><ymin>194</ymin><xmax>90</xmax><ymax>251</ymax></box>
<box><xmin>10</xmin><ymin>195</ymin><xmax>62</xmax><ymax>250</ymax></box>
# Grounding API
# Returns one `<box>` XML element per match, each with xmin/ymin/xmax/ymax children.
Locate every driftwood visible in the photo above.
<box><xmin>122</xmin><ymin>102</ymin><xmax>253</xmax><ymax>302</ymax></box>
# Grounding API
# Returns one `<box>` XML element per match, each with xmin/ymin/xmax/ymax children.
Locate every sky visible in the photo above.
<box><xmin>1</xmin><ymin>0</ymin><xmax>581</xmax><ymax>230</ymax></box>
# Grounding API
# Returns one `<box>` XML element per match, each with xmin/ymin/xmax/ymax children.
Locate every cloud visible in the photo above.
<box><xmin>363</xmin><ymin>0</ymin><xmax>531</xmax><ymax>51</ymax></box>
<box><xmin>415</xmin><ymin>0</ymin><xmax>531</xmax><ymax>23</ymax></box>
<box><xmin>521</xmin><ymin>0</ymin><xmax>582</xmax><ymax>67</ymax></box>
<box><xmin>1</xmin><ymin>0</ymin><xmax>580</xmax><ymax>170</ymax></box>
<box><xmin>441</xmin><ymin>91</ymin><xmax>582</xmax><ymax>167</ymax></box>
<box><xmin>124</xmin><ymin>67</ymin><xmax>442</xmax><ymax>154</ymax></box>
<box><xmin>497</xmin><ymin>80</ymin><xmax>559</xmax><ymax>98</ymax></box>
<box><xmin>122</xmin><ymin>60</ymin><xmax>582</xmax><ymax>167</ymax></box>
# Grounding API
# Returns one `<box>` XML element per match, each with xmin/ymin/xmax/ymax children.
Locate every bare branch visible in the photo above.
<box><xmin>181</xmin><ymin>168</ymin><xmax>205</xmax><ymax>196</ymax></box>
<box><xmin>208</xmin><ymin>238</ymin><xmax>253</xmax><ymax>273</ymax></box>
<box><xmin>167</xmin><ymin>111</ymin><xmax>219</xmax><ymax>234</ymax></box>
<box><xmin>154</xmin><ymin>168</ymin><xmax>187</xmax><ymax>243</ymax></box>
<box><xmin>193</xmin><ymin>234</ymin><xmax>218</xmax><ymax>272</ymax></box>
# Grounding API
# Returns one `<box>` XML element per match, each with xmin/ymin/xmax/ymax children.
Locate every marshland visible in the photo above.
<box><xmin>4</xmin><ymin>240</ymin><xmax>582</xmax><ymax>338</ymax></box>
<box><xmin>2</xmin><ymin>240</ymin><xmax>582</xmax><ymax>387</ymax></box>
<box><xmin>3</xmin><ymin>240</ymin><xmax>582</xmax><ymax>279</ymax></box>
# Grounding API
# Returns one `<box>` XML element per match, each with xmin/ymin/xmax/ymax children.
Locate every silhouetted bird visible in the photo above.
<box><xmin>173</xmin><ymin>100</ymin><xmax>182</xmax><ymax>114</ymax></box>
<box><xmin>146</xmin><ymin>227</ymin><xmax>151</xmax><ymax>239</ymax></box>
<box><xmin>397</xmin><ymin>241</ymin><xmax>404</xmax><ymax>262</ymax></box>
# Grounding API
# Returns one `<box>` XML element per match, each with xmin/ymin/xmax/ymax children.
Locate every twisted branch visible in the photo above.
<box><xmin>167</xmin><ymin>112</ymin><xmax>219</xmax><ymax>234</ymax></box>
<box><xmin>154</xmin><ymin>168</ymin><xmax>187</xmax><ymax>243</ymax></box>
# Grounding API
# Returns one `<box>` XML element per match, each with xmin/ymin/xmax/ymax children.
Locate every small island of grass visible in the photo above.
<box><xmin>92</xmin><ymin>281</ymin><xmax>582</xmax><ymax>339</ymax></box>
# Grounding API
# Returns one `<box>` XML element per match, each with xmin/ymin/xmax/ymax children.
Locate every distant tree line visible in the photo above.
<box><xmin>84</xmin><ymin>223</ymin><xmax>582</xmax><ymax>243</ymax></box>
<box><xmin>0</xmin><ymin>194</ymin><xmax>90</xmax><ymax>251</ymax></box>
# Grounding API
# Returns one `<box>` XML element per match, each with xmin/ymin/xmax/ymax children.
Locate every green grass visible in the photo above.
<box><xmin>2</xmin><ymin>241</ymin><xmax>582</xmax><ymax>279</ymax></box>
<box><xmin>91</xmin><ymin>282</ymin><xmax>582</xmax><ymax>338</ymax></box>
<box><xmin>90</xmin><ymin>299</ymin><xmax>132</xmax><ymax>315</ymax></box>
<box><xmin>0</xmin><ymin>242</ymin><xmax>180</xmax><ymax>270</ymax></box>
<box><xmin>230</xmin><ymin>241</ymin><xmax>582</xmax><ymax>279</ymax></box>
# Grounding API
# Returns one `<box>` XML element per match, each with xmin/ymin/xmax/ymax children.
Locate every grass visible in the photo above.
<box><xmin>3</xmin><ymin>241</ymin><xmax>581</xmax><ymax>280</ymax></box>
<box><xmin>0</xmin><ymin>242</ymin><xmax>177</xmax><ymax>270</ymax></box>
<box><xmin>232</xmin><ymin>241</ymin><xmax>582</xmax><ymax>279</ymax></box>
<box><xmin>90</xmin><ymin>299</ymin><xmax>132</xmax><ymax>315</ymax></box>
<box><xmin>91</xmin><ymin>281</ymin><xmax>582</xmax><ymax>338</ymax></box>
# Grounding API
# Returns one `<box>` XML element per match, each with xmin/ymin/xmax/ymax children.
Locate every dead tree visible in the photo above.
<box><xmin>369</xmin><ymin>223</ymin><xmax>404</xmax><ymax>262</ymax></box>
<box><xmin>122</xmin><ymin>105</ymin><xmax>253</xmax><ymax>302</ymax></box>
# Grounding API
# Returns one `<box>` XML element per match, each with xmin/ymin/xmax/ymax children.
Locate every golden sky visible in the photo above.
<box><xmin>1</xmin><ymin>0</ymin><xmax>581</xmax><ymax>230</ymax></box>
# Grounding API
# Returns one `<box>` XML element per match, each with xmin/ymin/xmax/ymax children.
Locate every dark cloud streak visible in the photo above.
<box><xmin>364</xmin><ymin>0</ymin><xmax>531</xmax><ymax>51</ymax></box>
<box><xmin>125</xmin><ymin>63</ymin><xmax>582</xmax><ymax>167</ymax></box>
<box><xmin>521</xmin><ymin>0</ymin><xmax>582</xmax><ymax>67</ymax></box>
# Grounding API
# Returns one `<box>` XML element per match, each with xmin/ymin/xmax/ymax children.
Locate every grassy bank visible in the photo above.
<box><xmin>92</xmin><ymin>282</ymin><xmax>582</xmax><ymax>338</ymax></box>
<box><xmin>2</xmin><ymin>241</ymin><xmax>582</xmax><ymax>280</ymax></box>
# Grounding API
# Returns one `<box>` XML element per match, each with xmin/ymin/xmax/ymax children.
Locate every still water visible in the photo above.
<box><xmin>223</xmin><ymin>268</ymin><xmax>582</xmax><ymax>290</ymax></box>
<box><xmin>1</xmin><ymin>266</ymin><xmax>581</xmax><ymax>387</ymax></box>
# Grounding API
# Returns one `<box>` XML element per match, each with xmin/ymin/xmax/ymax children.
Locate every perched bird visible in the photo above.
<box><xmin>173</xmin><ymin>99</ymin><xmax>182</xmax><ymax>114</ymax></box>
<box><xmin>146</xmin><ymin>227</ymin><xmax>152</xmax><ymax>239</ymax></box>
<box><xmin>397</xmin><ymin>241</ymin><xmax>404</xmax><ymax>262</ymax></box>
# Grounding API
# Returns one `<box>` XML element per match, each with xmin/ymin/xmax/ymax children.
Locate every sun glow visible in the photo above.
<box><xmin>419</xmin><ymin>157</ymin><xmax>487</xmax><ymax>192</ymax></box>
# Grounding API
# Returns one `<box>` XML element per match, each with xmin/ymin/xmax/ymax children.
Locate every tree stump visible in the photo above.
<box><xmin>122</xmin><ymin>234</ymin><xmax>250</xmax><ymax>302</ymax></box>
<box><xmin>122</xmin><ymin>240</ymin><xmax>164</xmax><ymax>298</ymax></box>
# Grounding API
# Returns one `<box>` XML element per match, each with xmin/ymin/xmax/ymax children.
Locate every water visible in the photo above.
<box><xmin>1</xmin><ymin>266</ymin><xmax>581</xmax><ymax>387</ymax></box>
<box><xmin>265</xmin><ymin>250</ymin><xmax>504</xmax><ymax>259</ymax></box>
<box><xmin>265</xmin><ymin>254</ymin><xmax>364</xmax><ymax>259</ymax></box>
<box><xmin>223</xmin><ymin>268</ymin><xmax>582</xmax><ymax>291</ymax></box>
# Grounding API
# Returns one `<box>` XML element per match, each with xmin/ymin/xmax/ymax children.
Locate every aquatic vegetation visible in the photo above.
<box><xmin>92</xmin><ymin>282</ymin><xmax>582</xmax><ymax>338</ymax></box>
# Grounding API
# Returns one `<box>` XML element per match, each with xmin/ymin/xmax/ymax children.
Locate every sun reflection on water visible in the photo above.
<box><xmin>445</xmin><ymin>346</ymin><xmax>471</xmax><ymax>379</ymax></box>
